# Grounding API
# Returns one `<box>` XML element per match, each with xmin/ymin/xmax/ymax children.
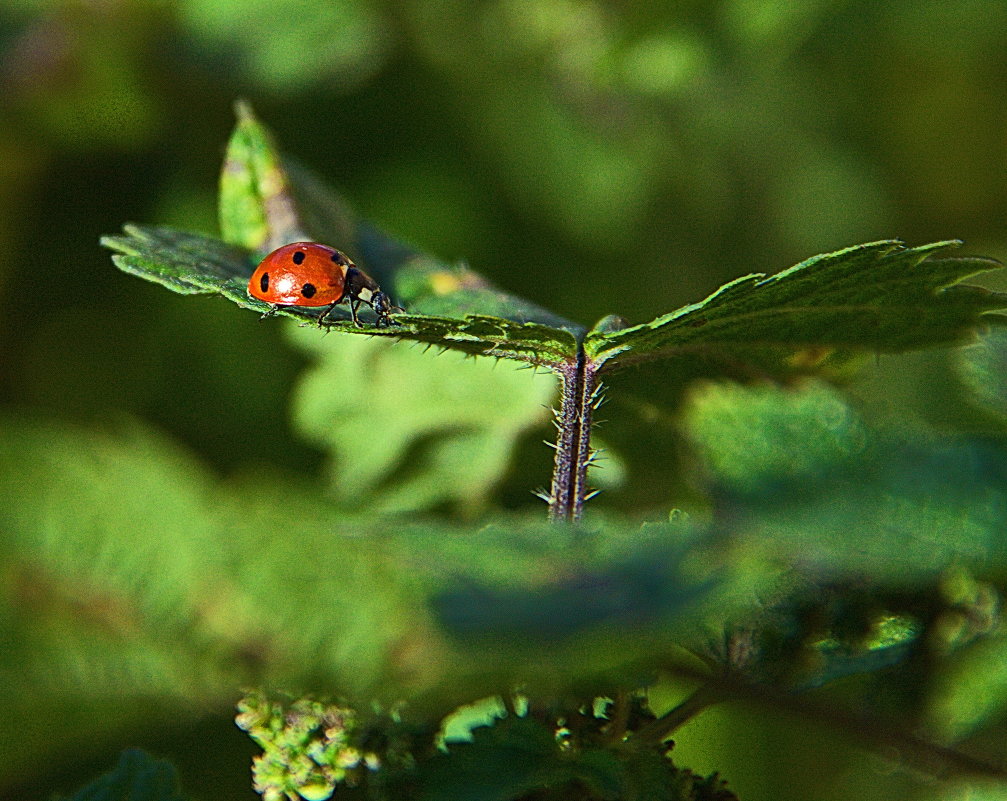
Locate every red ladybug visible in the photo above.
<box><xmin>247</xmin><ymin>242</ymin><xmax>399</xmax><ymax>327</ymax></box>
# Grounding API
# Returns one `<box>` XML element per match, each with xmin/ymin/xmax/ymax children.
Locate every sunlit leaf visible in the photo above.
<box><xmin>928</xmin><ymin>633</ymin><xmax>1007</xmax><ymax>742</ymax></box>
<box><xmin>101</xmin><ymin>223</ymin><xmax>580</xmax><ymax>365</ymax></box>
<box><xmin>585</xmin><ymin>240</ymin><xmax>1006</xmax><ymax>373</ymax></box>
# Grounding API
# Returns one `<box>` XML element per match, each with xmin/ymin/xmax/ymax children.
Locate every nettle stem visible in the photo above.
<box><xmin>547</xmin><ymin>353</ymin><xmax>598</xmax><ymax>523</ymax></box>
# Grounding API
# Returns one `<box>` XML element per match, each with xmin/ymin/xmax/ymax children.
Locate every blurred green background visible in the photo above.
<box><xmin>2</xmin><ymin>0</ymin><xmax>1006</xmax><ymax>798</ymax></box>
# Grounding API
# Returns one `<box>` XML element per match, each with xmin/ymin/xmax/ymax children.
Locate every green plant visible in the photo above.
<box><xmin>45</xmin><ymin>102</ymin><xmax>1007</xmax><ymax>799</ymax></box>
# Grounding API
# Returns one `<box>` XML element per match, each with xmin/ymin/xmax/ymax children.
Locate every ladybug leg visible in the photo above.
<box><xmin>318</xmin><ymin>300</ymin><xmax>341</xmax><ymax>328</ymax></box>
<box><xmin>259</xmin><ymin>304</ymin><xmax>278</xmax><ymax>320</ymax></box>
<box><xmin>349</xmin><ymin>299</ymin><xmax>364</xmax><ymax>327</ymax></box>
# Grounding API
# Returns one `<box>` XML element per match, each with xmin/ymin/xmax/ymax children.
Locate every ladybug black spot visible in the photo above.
<box><xmin>331</xmin><ymin>251</ymin><xmax>349</xmax><ymax>267</ymax></box>
<box><xmin>292</xmin><ymin>251</ymin><xmax>306</xmax><ymax>265</ymax></box>
<box><xmin>301</xmin><ymin>283</ymin><xmax>317</xmax><ymax>298</ymax></box>
<box><xmin>259</xmin><ymin>273</ymin><xmax>270</xmax><ymax>293</ymax></box>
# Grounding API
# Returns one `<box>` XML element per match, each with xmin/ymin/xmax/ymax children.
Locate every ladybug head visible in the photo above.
<box><xmin>372</xmin><ymin>291</ymin><xmax>403</xmax><ymax>328</ymax></box>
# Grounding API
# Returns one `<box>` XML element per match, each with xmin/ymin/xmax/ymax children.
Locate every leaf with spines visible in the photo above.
<box><xmin>584</xmin><ymin>240</ymin><xmax>1007</xmax><ymax>373</ymax></box>
<box><xmin>104</xmin><ymin>104</ymin><xmax>1005</xmax><ymax>375</ymax></box>
<box><xmin>413</xmin><ymin>714</ymin><xmax>738</xmax><ymax>801</ymax></box>
<box><xmin>104</xmin><ymin>104</ymin><xmax>582</xmax><ymax>364</ymax></box>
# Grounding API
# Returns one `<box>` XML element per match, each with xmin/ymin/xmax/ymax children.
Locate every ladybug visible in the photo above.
<box><xmin>248</xmin><ymin>242</ymin><xmax>400</xmax><ymax>328</ymax></box>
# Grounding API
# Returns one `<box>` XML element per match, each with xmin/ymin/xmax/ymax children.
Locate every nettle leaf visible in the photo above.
<box><xmin>103</xmin><ymin>219</ymin><xmax>580</xmax><ymax>363</ymax></box>
<box><xmin>226</xmin><ymin>504</ymin><xmax>746</xmax><ymax>708</ymax></box>
<box><xmin>104</xmin><ymin>103</ymin><xmax>581</xmax><ymax>367</ymax></box>
<box><xmin>1</xmin><ymin>412</ymin><xmax>743</xmax><ymax>717</ymax></box>
<box><xmin>219</xmin><ymin>99</ymin><xmax>352</xmax><ymax>251</ymax></box>
<box><xmin>585</xmin><ymin>240</ymin><xmax>1007</xmax><ymax>374</ymax></box>
<box><xmin>102</xmin><ymin>224</ymin><xmax>254</xmax><ymax>300</ymax></box>
<box><xmin>415</xmin><ymin>715</ymin><xmax>734</xmax><ymax>801</ymax></box>
<box><xmin>682</xmin><ymin>380</ymin><xmax>1007</xmax><ymax>581</ymax></box>
<box><xmin>0</xmin><ymin>415</ymin><xmax>247</xmax><ymax>774</ymax></box>
<box><xmin>927</xmin><ymin>632</ymin><xmax>1007</xmax><ymax>743</ymax></box>
<box><xmin>286</xmin><ymin>329</ymin><xmax>557</xmax><ymax>515</ymax></box>
<box><xmin>415</xmin><ymin>716</ymin><xmax>567</xmax><ymax>801</ymax></box>
<box><xmin>60</xmin><ymin>749</ymin><xmax>187</xmax><ymax>801</ymax></box>
<box><xmin>106</xmin><ymin>105</ymin><xmax>1005</xmax><ymax>375</ymax></box>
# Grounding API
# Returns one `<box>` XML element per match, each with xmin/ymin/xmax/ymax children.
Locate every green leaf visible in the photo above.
<box><xmin>0</xmin><ymin>415</ymin><xmax>247</xmax><ymax>774</ymax></box>
<box><xmin>287</xmin><ymin>329</ymin><xmax>557</xmax><ymax>515</ymax></box>
<box><xmin>219</xmin><ymin>100</ymin><xmax>292</xmax><ymax>250</ymax></box>
<box><xmin>101</xmin><ymin>222</ymin><xmax>580</xmax><ymax>364</ymax></box>
<box><xmin>928</xmin><ymin>632</ymin><xmax>1007</xmax><ymax>743</ymax></box>
<box><xmin>584</xmin><ymin>240</ymin><xmax>1006</xmax><ymax>373</ymax></box>
<box><xmin>111</xmin><ymin>106</ymin><xmax>1006</xmax><ymax>376</ymax></box>
<box><xmin>105</xmin><ymin>103</ymin><xmax>583</xmax><ymax>366</ymax></box>
<box><xmin>219</xmin><ymin>100</ymin><xmax>354</xmax><ymax>251</ymax></box>
<box><xmin>416</xmin><ymin>717</ymin><xmax>565</xmax><ymax>801</ymax></box>
<box><xmin>682</xmin><ymin>380</ymin><xmax>1007</xmax><ymax>581</ymax></box>
<box><xmin>59</xmin><ymin>749</ymin><xmax>188</xmax><ymax>801</ymax></box>
<box><xmin>415</xmin><ymin>715</ymin><xmax>737</xmax><ymax>801</ymax></box>
<box><xmin>218</xmin><ymin>105</ymin><xmax>581</xmax><ymax>335</ymax></box>
<box><xmin>959</xmin><ymin>326</ymin><xmax>1007</xmax><ymax>424</ymax></box>
<box><xmin>223</xmin><ymin>501</ymin><xmax>741</xmax><ymax>708</ymax></box>
<box><xmin>214</xmin><ymin>101</ymin><xmax>583</xmax><ymax>364</ymax></box>
<box><xmin>0</xmin><ymin>410</ymin><xmax>750</xmax><ymax>712</ymax></box>
<box><xmin>102</xmin><ymin>224</ymin><xmax>253</xmax><ymax>298</ymax></box>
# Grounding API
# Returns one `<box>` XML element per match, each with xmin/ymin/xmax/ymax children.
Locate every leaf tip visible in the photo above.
<box><xmin>233</xmin><ymin>97</ymin><xmax>256</xmax><ymax>122</ymax></box>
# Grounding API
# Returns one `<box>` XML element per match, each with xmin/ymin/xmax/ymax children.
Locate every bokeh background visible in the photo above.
<box><xmin>2</xmin><ymin>1</ymin><xmax>1006</xmax><ymax>798</ymax></box>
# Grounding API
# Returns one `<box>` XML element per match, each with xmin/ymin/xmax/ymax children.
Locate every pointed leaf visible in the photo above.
<box><xmin>108</xmin><ymin>106</ymin><xmax>582</xmax><ymax>366</ymax></box>
<box><xmin>102</xmin><ymin>224</ymin><xmax>252</xmax><ymax>298</ymax></box>
<box><xmin>216</xmin><ymin>102</ymin><xmax>583</xmax><ymax>361</ymax></box>
<box><xmin>0</xmin><ymin>412</ymin><xmax>767</xmax><ymax>714</ymax></box>
<box><xmin>928</xmin><ymin>633</ymin><xmax>1007</xmax><ymax>742</ymax></box>
<box><xmin>219</xmin><ymin>99</ymin><xmax>352</xmax><ymax>251</ymax></box>
<box><xmin>101</xmin><ymin>223</ymin><xmax>580</xmax><ymax>365</ymax></box>
<box><xmin>218</xmin><ymin>104</ymin><xmax>579</xmax><ymax>328</ymax></box>
<box><xmin>585</xmin><ymin>240</ymin><xmax>1006</xmax><ymax>373</ymax></box>
<box><xmin>415</xmin><ymin>715</ymin><xmax>734</xmax><ymax>801</ymax></box>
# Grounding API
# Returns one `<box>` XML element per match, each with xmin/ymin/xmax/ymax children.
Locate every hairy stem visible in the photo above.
<box><xmin>548</xmin><ymin>353</ymin><xmax>597</xmax><ymax>522</ymax></box>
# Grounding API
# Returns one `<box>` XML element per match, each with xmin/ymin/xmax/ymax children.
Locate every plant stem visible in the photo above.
<box><xmin>603</xmin><ymin>690</ymin><xmax>631</xmax><ymax>744</ymax></box>
<box><xmin>633</xmin><ymin>685</ymin><xmax>723</xmax><ymax>746</ymax></box>
<box><xmin>636</xmin><ymin>664</ymin><xmax>1007</xmax><ymax>780</ymax></box>
<box><xmin>548</xmin><ymin>353</ymin><xmax>596</xmax><ymax>522</ymax></box>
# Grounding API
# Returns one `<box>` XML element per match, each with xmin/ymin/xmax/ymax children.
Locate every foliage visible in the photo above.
<box><xmin>37</xmin><ymin>105</ymin><xmax>1004</xmax><ymax>800</ymax></box>
<box><xmin>8</xmin><ymin>4</ymin><xmax>1007</xmax><ymax>799</ymax></box>
<box><xmin>584</xmin><ymin>241</ymin><xmax>1004</xmax><ymax>372</ymax></box>
<box><xmin>103</xmin><ymin>106</ymin><xmax>1005</xmax><ymax>375</ymax></box>
<box><xmin>287</xmin><ymin>331</ymin><xmax>557</xmax><ymax>515</ymax></box>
